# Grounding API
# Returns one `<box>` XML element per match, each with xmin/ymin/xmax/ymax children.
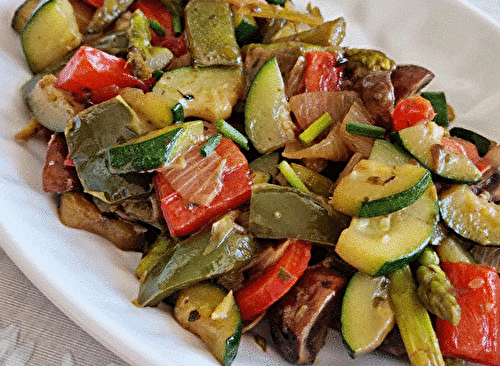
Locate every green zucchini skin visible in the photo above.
<box><xmin>105</xmin><ymin>120</ymin><xmax>204</xmax><ymax>173</ymax></box>
<box><xmin>174</xmin><ymin>282</ymin><xmax>242</xmax><ymax>366</ymax></box>
<box><xmin>244</xmin><ymin>57</ymin><xmax>295</xmax><ymax>154</ymax></box>
<box><xmin>11</xmin><ymin>0</ymin><xmax>39</xmax><ymax>33</ymax></box>
<box><xmin>335</xmin><ymin>184</ymin><xmax>438</xmax><ymax>277</ymax></box>
<box><xmin>389</xmin><ymin>121</ymin><xmax>482</xmax><ymax>184</ymax></box>
<box><xmin>341</xmin><ymin>272</ymin><xmax>394</xmax><ymax>357</ymax></box>
<box><xmin>449</xmin><ymin>126</ymin><xmax>492</xmax><ymax>156</ymax></box>
<box><xmin>331</xmin><ymin>159</ymin><xmax>432</xmax><ymax>218</ymax></box>
<box><xmin>21</xmin><ymin>0</ymin><xmax>82</xmax><ymax>73</ymax></box>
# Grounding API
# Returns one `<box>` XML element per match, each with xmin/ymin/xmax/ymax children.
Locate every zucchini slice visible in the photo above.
<box><xmin>245</xmin><ymin>57</ymin><xmax>295</xmax><ymax>154</ymax></box>
<box><xmin>21</xmin><ymin>0</ymin><xmax>82</xmax><ymax>73</ymax></box>
<box><xmin>390</xmin><ymin>121</ymin><xmax>482</xmax><ymax>183</ymax></box>
<box><xmin>341</xmin><ymin>272</ymin><xmax>394</xmax><ymax>357</ymax></box>
<box><xmin>369</xmin><ymin>139</ymin><xmax>413</xmax><ymax>166</ymax></box>
<box><xmin>439</xmin><ymin>184</ymin><xmax>500</xmax><ymax>246</ymax></box>
<box><xmin>335</xmin><ymin>184</ymin><xmax>438</xmax><ymax>277</ymax></box>
<box><xmin>105</xmin><ymin>120</ymin><xmax>205</xmax><ymax>173</ymax></box>
<box><xmin>11</xmin><ymin>0</ymin><xmax>40</xmax><ymax>33</ymax></box>
<box><xmin>331</xmin><ymin>159</ymin><xmax>432</xmax><ymax>217</ymax></box>
<box><xmin>174</xmin><ymin>282</ymin><xmax>242</xmax><ymax>366</ymax></box>
<box><xmin>152</xmin><ymin>66</ymin><xmax>244</xmax><ymax>123</ymax></box>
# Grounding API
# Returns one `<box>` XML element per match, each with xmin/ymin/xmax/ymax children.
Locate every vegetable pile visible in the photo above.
<box><xmin>12</xmin><ymin>0</ymin><xmax>500</xmax><ymax>365</ymax></box>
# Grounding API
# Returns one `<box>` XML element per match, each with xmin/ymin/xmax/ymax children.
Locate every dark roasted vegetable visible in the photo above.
<box><xmin>85</xmin><ymin>0</ymin><xmax>134</xmax><ymax>35</ymax></box>
<box><xmin>391</xmin><ymin>64</ymin><xmax>435</xmax><ymax>103</ymax></box>
<box><xmin>58</xmin><ymin>192</ymin><xmax>151</xmax><ymax>251</ymax></box>
<box><xmin>270</xmin><ymin>261</ymin><xmax>347</xmax><ymax>364</ymax></box>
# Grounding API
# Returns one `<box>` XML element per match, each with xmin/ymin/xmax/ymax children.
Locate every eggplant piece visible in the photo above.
<box><xmin>269</xmin><ymin>262</ymin><xmax>347</xmax><ymax>364</ymax></box>
<box><xmin>43</xmin><ymin>133</ymin><xmax>81</xmax><ymax>194</ymax></box>
<box><xmin>58</xmin><ymin>191</ymin><xmax>151</xmax><ymax>251</ymax></box>
<box><xmin>351</xmin><ymin>70</ymin><xmax>395</xmax><ymax>129</ymax></box>
<box><xmin>391</xmin><ymin>64</ymin><xmax>435</xmax><ymax>104</ymax></box>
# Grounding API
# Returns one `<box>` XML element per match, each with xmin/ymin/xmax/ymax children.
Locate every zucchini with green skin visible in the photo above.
<box><xmin>341</xmin><ymin>272</ymin><xmax>394</xmax><ymax>357</ymax></box>
<box><xmin>245</xmin><ymin>57</ymin><xmax>295</xmax><ymax>154</ymax></box>
<box><xmin>136</xmin><ymin>214</ymin><xmax>260</xmax><ymax>307</ymax></box>
<box><xmin>439</xmin><ymin>184</ymin><xmax>500</xmax><ymax>245</ymax></box>
<box><xmin>368</xmin><ymin>139</ymin><xmax>413</xmax><ymax>166</ymax></box>
<box><xmin>335</xmin><ymin>184</ymin><xmax>438</xmax><ymax>276</ymax></box>
<box><xmin>390</xmin><ymin>121</ymin><xmax>482</xmax><ymax>183</ymax></box>
<box><xmin>174</xmin><ymin>282</ymin><xmax>242</xmax><ymax>366</ymax></box>
<box><xmin>21</xmin><ymin>0</ymin><xmax>82</xmax><ymax>73</ymax></box>
<box><xmin>449</xmin><ymin>126</ymin><xmax>492</xmax><ymax>156</ymax></box>
<box><xmin>249</xmin><ymin>183</ymin><xmax>349</xmax><ymax>245</ymax></box>
<box><xmin>331</xmin><ymin>159</ymin><xmax>432</xmax><ymax>217</ymax></box>
<box><xmin>25</xmin><ymin>74</ymin><xmax>83</xmax><ymax>132</ymax></box>
<box><xmin>420</xmin><ymin>91</ymin><xmax>448</xmax><ymax>127</ymax></box>
<box><xmin>11</xmin><ymin>0</ymin><xmax>39</xmax><ymax>33</ymax></box>
<box><xmin>105</xmin><ymin>120</ymin><xmax>205</xmax><ymax>174</ymax></box>
<box><xmin>152</xmin><ymin>66</ymin><xmax>244</xmax><ymax>123</ymax></box>
<box><xmin>65</xmin><ymin>96</ymin><xmax>152</xmax><ymax>204</ymax></box>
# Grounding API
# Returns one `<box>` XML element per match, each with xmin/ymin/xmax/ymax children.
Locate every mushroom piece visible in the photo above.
<box><xmin>269</xmin><ymin>261</ymin><xmax>347</xmax><ymax>364</ymax></box>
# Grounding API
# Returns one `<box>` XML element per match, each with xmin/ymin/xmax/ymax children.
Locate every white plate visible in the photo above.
<box><xmin>0</xmin><ymin>0</ymin><xmax>499</xmax><ymax>365</ymax></box>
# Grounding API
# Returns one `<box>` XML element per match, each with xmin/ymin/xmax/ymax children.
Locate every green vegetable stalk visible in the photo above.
<box><xmin>128</xmin><ymin>9</ymin><xmax>173</xmax><ymax>79</ymax></box>
<box><xmin>388</xmin><ymin>266</ymin><xmax>445</xmax><ymax>366</ymax></box>
<box><xmin>85</xmin><ymin>0</ymin><xmax>135</xmax><ymax>35</ymax></box>
<box><xmin>416</xmin><ymin>247</ymin><xmax>461</xmax><ymax>326</ymax></box>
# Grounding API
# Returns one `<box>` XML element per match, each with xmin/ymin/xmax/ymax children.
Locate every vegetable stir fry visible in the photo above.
<box><xmin>12</xmin><ymin>0</ymin><xmax>500</xmax><ymax>365</ymax></box>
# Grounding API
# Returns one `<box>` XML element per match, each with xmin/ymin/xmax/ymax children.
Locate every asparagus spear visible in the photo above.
<box><xmin>388</xmin><ymin>266</ymin><xmax>445</xmax><ymax>366</ymax></box>
<box><xmin>85</xmin><ymin>0</ymin><xmax>135</xmax><ymax>35</ymax></box>
<box><xmin>128</xmin><ymin>9</ymin><xmax>173</xmax><ymax>79</ymax></box>
<box><xmin>416</xmin><ymin>247</ymin><xmax>461</xmax><ymax>326</ymax></box>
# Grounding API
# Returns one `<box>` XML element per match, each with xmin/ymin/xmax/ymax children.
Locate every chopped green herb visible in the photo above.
<box><xmin>152</xmin><ymin>70</ymin><xmax>165</xmax><ymax>80</ymax></box>
<box><xmin>200</xmin><ymin>134</ymin><xmax>222</xmax><ymax>157</ymax></box>
<box><xmin>171</xmin><ymin>102</ymin><xmax>184</xmax><ymax>124</ymax></box>
<box><xmin>278</xmin><ymin>161</ymin><xmax>310</xmax><ymax>193</ymax></box>
<box><xmin>346</xmin><ymin>121</ymin><xmax>386</xmax><ymax>138</ymax></box>
<box><xmin>215</xmin><ymin>119</ymin><xmax>249</xmax><ymax>150</ymax></box>
<box><xmin>278</xmin><ymin>266</ymin><xmax>294</xmax><ymax>282</ymax></box>
<box><xmin>299</xmin><ymin>112</ymin><xmax>333</xmax><ymax>146</ymax></box>
<box><xmin>148</xmin><ymin>18</ymin><xmax>166</xmax><ymax>37</ymax></box>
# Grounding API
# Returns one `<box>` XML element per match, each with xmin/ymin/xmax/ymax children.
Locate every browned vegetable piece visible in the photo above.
<box><xmin>58</xmin><ymin>191</ymin><xmax>150</xmax><ymax>251</ymax></box>
<box><xmin>391</xmin><ymin>64</ymin><xmax>435</xmax><ymax>104</ymax></box>
<box><xmin>269</xmin><ymin>261</ymin><xmax>347</xmax><ymax>364</ymax></box>
<box><xmin>43</xmin><ymin>133</ymin><xmax>81</xmax><ymax>194</ymax></box>
<box><xmin>351</xmin><ymin>70</ymin><xmax>394</xmax><ymax>129</ymax></box>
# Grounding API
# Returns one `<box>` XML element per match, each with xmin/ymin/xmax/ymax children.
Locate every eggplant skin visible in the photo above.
<box><xmin>269</xmin><ymin>263</ymin><xmax>347</xmax><ymax>364</ymax></box>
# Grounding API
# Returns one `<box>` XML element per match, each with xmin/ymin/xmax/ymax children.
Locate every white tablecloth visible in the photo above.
<box><xmin>0</xmin><ymin>1</ymin><xmax>498</xmax><ymax>365</ymax></box>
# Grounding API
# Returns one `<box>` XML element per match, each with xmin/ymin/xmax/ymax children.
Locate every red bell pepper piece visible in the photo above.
<box><xmin>55</xmin><ymin>46</ymin><xmax>148</xmax><ymax>104</ymax></box>
<box><xmin>441</xmin><ymin>136</ymin><xmax>491</xmax><ymax>175</ymax></box>
<box><xmin>391</xmin><ymin>94</ymin><xmax>436</xmax><ymax>131</ymax></box>
<box><xmin>153</xmin><ymin>138</ymin><xmax>252</xmax><ymax>237</ymax></box>
<box><xmin>81</xmin><ymin>0</ymin><xmax>104</xmax><ymax>7</ymax></box>
<box><xmin>303</xmin><ymin>51</ymin><xmax>343</xmax><ymax>92</ymax></box>
<box><xmin>131</xmin><ymin>0</ymin><xmax>188</xmax><ymax>57</ymax></box>
<box><xmin>436</xmin><ymin>262</ymin><xmax>500</xmax><ymax>366</ymax></box>
<box><xmin>234</xmin><ymin>239</ymin><xmax>312</xmax><ymax>321</ymax></box>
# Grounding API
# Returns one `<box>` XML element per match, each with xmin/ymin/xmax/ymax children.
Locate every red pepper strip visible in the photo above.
<box><xmin>441</xmin><ymin>136</ymin><xmax>491</xmax><ymax>175</ymax></box>
<box><xmin>55</xmin><ymin>46</ymin><xmax>148</xmax><ymax>104</ymax></box>
<box><xmin>391</xmin><ymin>94</ymin><xmax>435</xmax><ymax>131</ymax></box>
<box><xmin>303</xmin><ymin>51</ymin><xmax>343</xmax><ymax>93</ymax></box>
<box><xmin>81</xmin><ymin>0</ymin><xmax>104</xmax><ymax>7</ymax></box>
<box><xmin>153</xmin><ymin>138</ymin><xmax>252</xmax><ymax>237</ymax></box>
<box><xmin>131</xmin><ymin>0</ymin><xmax>188</xmax><ymax>57</ymax></box>
<box><xmin>436</xmin><ymin>262</ymin><xmax>500</xmax><ymax>366</ymax></box>
<box><xmin>235</xmin><ymin>239</ymin><xmax>312</xmax><ymax>321</ymax></box>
